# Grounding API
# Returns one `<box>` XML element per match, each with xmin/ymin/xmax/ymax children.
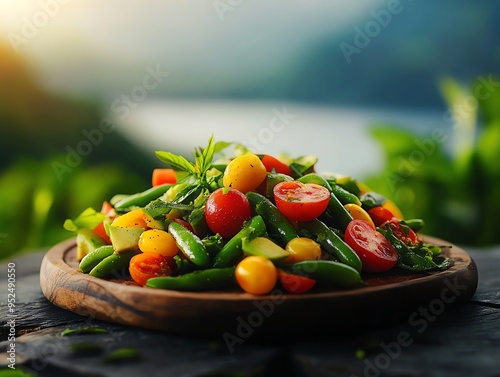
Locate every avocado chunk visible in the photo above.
<box><xmin>108</xmin><ymin>225</ymin><xmax>144</xmax><ymax>253</ymax></box>
<box><xmin>76</xmin><ymin>229</ymin><xmax>107</xmax><ymax>261</ymax></box>
<box><xmin>242</xmin><ymin>237</ymin><xmax>290</xmax><ymax>261</ymax></box>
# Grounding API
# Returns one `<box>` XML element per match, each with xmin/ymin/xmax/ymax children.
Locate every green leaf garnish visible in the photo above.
<box><xmin>61</xmin><ymin>327</ymin><xmax>108</xmax><ymax>336</ymax></box>
<box><xmin>63</xmin><ymin>208</ymin><xmax>106</xmax><ymax>232</ymax></box>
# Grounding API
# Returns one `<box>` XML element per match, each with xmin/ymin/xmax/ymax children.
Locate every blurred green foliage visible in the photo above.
<box><xmin>365</xmin><ymin>76</ymin><xmax>500</xmax><ymax>246</ymax></box>
<box><xmin>0</xmin><ymin>42</ymin><xmax>155</xmax><ymax>260</ymax></box>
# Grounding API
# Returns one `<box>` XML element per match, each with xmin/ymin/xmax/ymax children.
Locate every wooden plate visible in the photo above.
<box><xmin>40</xmin><ymin>236</ymin><xmax>478</xmax><ymax>339</ymax></box>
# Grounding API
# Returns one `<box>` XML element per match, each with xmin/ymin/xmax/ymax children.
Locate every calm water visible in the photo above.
<box><xmin>116</xmin><ymin>100</ymin><xmax>450</xmax><ymax>180</ymax></box>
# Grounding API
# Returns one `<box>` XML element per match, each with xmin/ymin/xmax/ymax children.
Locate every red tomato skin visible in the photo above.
<box><xmin>273</xmin><ymin>181</ymin><xmax>330</xmax><ymax>221</ymax></box>
<box><xmin>368</xmin><ymin>206</ymin><xmax>396</xmax><ymax>227</ymax></box>
<box><xmin>345</xmin><ymin>219</ymin><xmax>398</xmax><ymax>273</ymax></box>
<box><xmin>129</xmin><ymin>252</ymin><xmax>172</xmax><ymax>286</ymax></box>
<box><xmin>172</xmin><ymin>218</ymin><xmax>194</xmax><ymax>233</ymax></box>
<box><xmin>261</xmin><ymin>155</ymin><xmax>292</xmax><ymax>176</ymax></box>
<box><xmin>205</xmin><ymin>188</ymin><xmax>251</xmax><ymax>238</ymax></box>
<box><xmin>278</xmin><ymin>270</ymin><xmax>316</xmax><ymax>294</ymax></box>
<box><xmin>152</xmin><ymin>168</ymin><xmax>177</xmax><ymax>187</ymax></box>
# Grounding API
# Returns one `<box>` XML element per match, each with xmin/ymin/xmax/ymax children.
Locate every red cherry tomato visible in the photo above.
<box><xmin>345</xmin><ymin>219</ymin><xmax>398</xmax><ymax>272</ymax></box>
<box><xmin>205</xmin><ymin>188</ymin><xmax>251</xmax><ymax>238</ymax></box>
<box><xmin>273</xmin><ymin>181</ymin><xmax>330</xmax><ymax>221</ymax></box>
<box><xmin>129</xmin><ymin>252</ymin><xmax>172</xmax><ymax>286</ymax></box>
<box><xmin>382</xmin><ymin>219</ymin><xmax>419</xmax><ymax>245</ymax></box>
<box><xmin>261</xmin><ymin>155</ymin><xmax>292</xmax><ymax>176</ymax></box>
<box><xmin>152</xmin><ymin>168</ymin><xmax>177</xmax><ymax>187</ymax></box>
<box><xmin>368</xmin><ymin>206</ymin><xmax>396</xmax><ymax>227</ymax></box>
<box><xmin>278</xmin><ymin>270</ymin><xmax>316</xmax><ymax>294</ymax></box>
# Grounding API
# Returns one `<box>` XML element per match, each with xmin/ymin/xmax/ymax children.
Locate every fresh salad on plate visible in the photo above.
<box><xmin>64</xmin><ymin>136</ymin><xmax>450</xmax><ymax>295</ymax></box>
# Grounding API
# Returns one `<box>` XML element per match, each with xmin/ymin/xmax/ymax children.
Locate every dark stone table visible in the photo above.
<box><xmin>1</xmin><ymin>246</ymin><xmax>499</xmax><ymax>377</ymax></box>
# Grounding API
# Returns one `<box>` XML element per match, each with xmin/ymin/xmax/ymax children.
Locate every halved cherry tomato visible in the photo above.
<box><xmin>100</xmin><ymin>201</ymin><xmax>115</xmax><ymax>216</ymax></box>
<box><xmin>368</xmin><ymin>206</ymin><xmax>396</xmax><ymax>227</ymax></box>
<box><xmin>205</xmin><ymin>188</ymin><xmax>251</xmax><ymax>238</ymax></box>
<box><xmin>345</xmin><ymin>219</ymin><xmax>398</xmax><ymax>272</ymax></box>
<box><xmin>152</xmin><ymin>168</ymin><xmax>177</xmax><ymax>187</ymax></box>
<box><xmin>382</xmin><ymin>219</ymin><xmax>419</xmax><ymax>245</ymax></box>
<box><xmin>278</xmin><ymin>270</ymin><xmax>316</xmax><ymax>294</ymax></box>
<box><xmin>235</xmin><ymin>256</ymin><xmax>277</xmax><ymax>295</ymax></box>
<box><xmin>261</xmin><ymin>154</ymin><xmax>292</xmax><ymax>176</ymax></box>
<box><xmin>129</xmin><ymin>252</ymin><xmax>172</xmax><ymax>286</ymax></box>
<box><xmin>273</xmin><ymin>181</ymin><xmax>330</xmax><ymax>221</ymax></box>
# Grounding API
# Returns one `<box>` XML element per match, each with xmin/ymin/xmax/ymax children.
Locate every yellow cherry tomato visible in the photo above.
<box><xmin>112</xmin><ymin>209</ymin><xmax>147</xmax><ymax>229</ymax></box>
<box><xmin>223</xmin><ymin>154</ymin><xmax>267</xmax><ymax>193</ymax></box>
<box><xmin>344</xmin><ymin>203</ymin><xmax>375</xmax><ymax>228</ymax></box>
<box><xmin>138</xmin><ymin>229</ymin><xmax>179</xmax><ymax>257</ymax></box>
<box><xmin>382</xmin><ymin>200</ymin><xmax>404</xmax><ymax>220</ymax></box>
<box><xmin>235</xmin><ymin>256</ymin><xmax>278</xmax><ymax>295</ymax></box>
<box><xmin>285</xmin><ymin>237</ymin><xmax>322</xmax><ymax>263</ymax></box>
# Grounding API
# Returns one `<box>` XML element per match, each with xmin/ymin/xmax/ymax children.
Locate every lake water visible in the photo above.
<box><xmin>116</xmin><ymin>100</ymin><xmax>451</xmax><ymax>180</ymax></box>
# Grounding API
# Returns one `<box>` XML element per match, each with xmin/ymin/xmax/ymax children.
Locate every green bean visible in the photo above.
<box><xmin>89</xmin><ymin>250</ymin><xmax>141</xmax><ymax>279</ymax></box>
<box><xmin>168</xmin><ymin>221</ymin><xmax>210</xmax><ymax>269</ymax></box>
<box><xmin>300</xmin><ymin>219</ymin><xmax>362</xmax><ymax>272</ymax></box>
<box><xmin>284</xmin><ymin>260</ymin><xmax>362</xmax><ymax>288</ymax></box>
<box><xmin>246</xmin><ymin>192</ymin><xmax>298</xmax><ymax>246</ymax></box>
<box><xmin>112</xmin><ymin>184</ymin><xmax>173</xmax><ymax>211</ymax></box>
<box><xmin>146</xmin><ymin>267</ymin><xmax>236</xmax><ymax>291</ymax></box>
<box><xmin>79</xmin><ymin>245</ymin><xmax>114</xmax><ymax>274</ymax></box>
<box><xmin>212</xmin><ymin>215</ymin><xmax>267</xmax><ymax>268</ymax></box>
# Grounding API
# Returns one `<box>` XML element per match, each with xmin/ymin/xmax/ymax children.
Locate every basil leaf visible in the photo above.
<box><xmin>155</xmin><ymin>151</ymin><xmax>197</xmax><ymax>174</ymax></box>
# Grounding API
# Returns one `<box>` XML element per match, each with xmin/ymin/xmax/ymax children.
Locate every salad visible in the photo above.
<box><xmin>64</xmin><ymin>136</ymin><xmax>450</xmax><ymax>295</ymax></box>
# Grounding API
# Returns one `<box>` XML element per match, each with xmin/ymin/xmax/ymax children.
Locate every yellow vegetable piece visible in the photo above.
<box><xmin>111</xmin><ymin>209</ymin><xmax>148</xmax><ymax>229</ymax></box>
<box><xmin>344</xmin><ymin>203</ymin><xmax>375</xmax><ymax>228</ymax></box>
<box><xmin>235</xmin><ymin>256</ymin><xmax>278</xmax><ymax>295</ymax></box>
<box><xmin>285</xmin><ymin>237</ymin><xmax>322</xmax><ymax>263</ymax></box>
<box><xmin>223</xmin><ymin>154</ymin><xmax>267</xmax><ymax>193</ymax></box>
<box><xmin>382</xmin><ymin>200</ymin><xmax>404</xmax><ymax>220</ymax></box>
<box><xmin>139</xmin><ymin>229</ymin><xmax>179</xmax><ymax>257</ymax></box>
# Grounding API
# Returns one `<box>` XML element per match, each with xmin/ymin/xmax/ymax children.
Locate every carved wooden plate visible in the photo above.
<box><xmin>40</xmin><ymin>236</ymin><xmax>478</xmax><ymax>338</ymax></box>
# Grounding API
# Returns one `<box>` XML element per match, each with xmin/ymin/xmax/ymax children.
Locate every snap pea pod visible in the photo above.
<box><xmin>300</xmin><ymin>219</ymin><xmax>362</xmax><ymax>272</ymax></box>
<box><xmin>168</xmin><ymin>221</ymin><xmax>210</xmax><ymax>269</ymax></box>
<box><xmin>297</xmin><ymin>174</ymin><xmax>354</xmax><ymax>230</ymax></box>
<box><xmin>212</xmin><ymin>215</ymin><xmax>267</xmax><ymax>268</ymax></box>
<box><xmin>329</xmin><ymin>184</ymin><xmax>361</xmax><ymax>206</ymax></box>
<box><xmin>284</xmin><ymin>260</ymin><xmax>362</xmax><ymax>288</ymax></box>
<box><xmin>79</xmin><ymin>245</ymin><xmax>114</xmax><ymax>274</ymax></box>
<box><xmin>146</xmin><ymin>267</ymin><xmax>236</xmax><ymax>291</ymax></box>
<box><xmin>112</xmin><ymin>184</ymin><xmax>173</xmax><ymax>211</ymax></box>
<box><xmin>246</xmin><ymin>192</ymin><xmax>298</xmax><ymax>246</ymax></box>
<box><xmin>403</xmin><ymin>219</ymin><xmax>425</xmax><ymax>232</ymax></box>
<box><xmin>89</xmin><ymin>249</ymin><xmax>141</xmax><ymax>278</ymax></box>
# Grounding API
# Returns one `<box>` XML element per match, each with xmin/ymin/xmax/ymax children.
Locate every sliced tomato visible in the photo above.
<box><xmin>278</xmin><ymin>270</ymin><xmax>316</xmax><ymax>294</ymax></box>
<box><xmin>382</xmin><ymin>219</ymin><xmax>419</xmax><ymax>245</ymax></box>
<box><xmin>368</xmin><ymin>206</ymin><xmax>396</xmax><ymax>227</ymax></box>
<box><xmin>261</xmin><ymin>155</ymin><xmax>292</xmax><ymax>176</ymax></box>
<box><xmin>100</xmin><ymin>200</ymin><xmax>115</xmax><ymax>216</ymax></box>
<box><xmin>345</xmin><ymin>219</ymin><xmax>398</xmax><ymax>272</ymax></box>
<box><xmin>152</xmin><ymin>168</ymin><xmax>177</xmax><ymax>187</ymax></box>
<box><xmin>273</xmin><ymin>181</ymin><xmax>330</xmax><ymax>221</ymax></box>
<box><xmin>205</xmin><ymin>188</ymin><xmax>251</xmax><ymax>238</ymax></box>
<box><xmin>129</xmin><ymin>252</ymin><xmax>172</xmax><ymax>286</ymax></box>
